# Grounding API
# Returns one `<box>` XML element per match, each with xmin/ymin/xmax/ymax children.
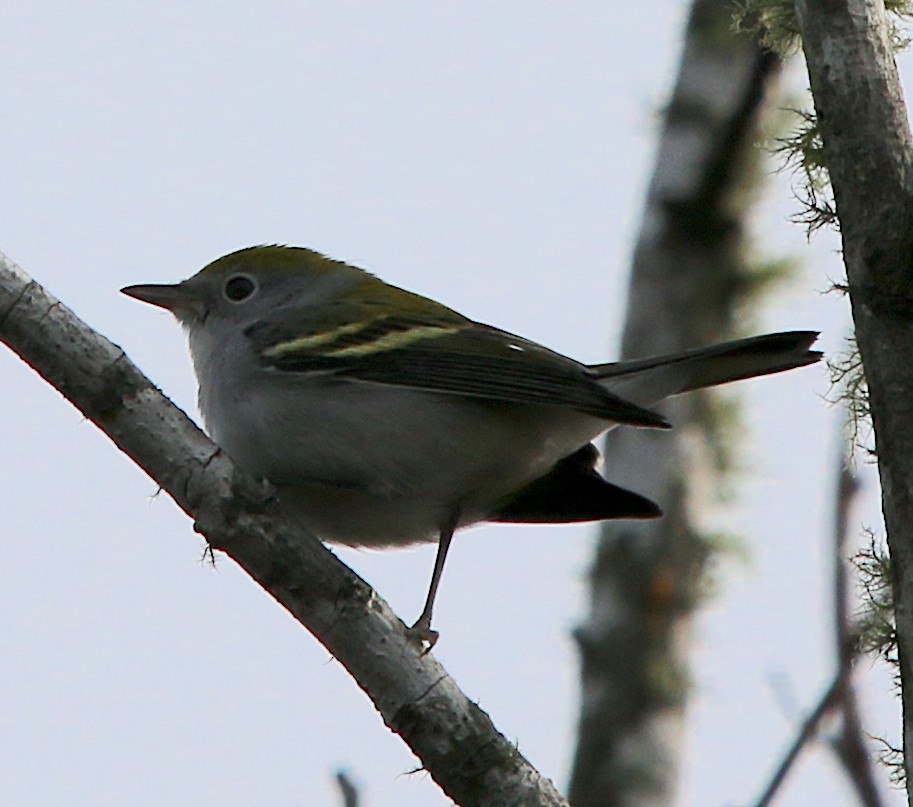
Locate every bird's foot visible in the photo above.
<box><xmin>407</xmin><ymin>615</ymin><xmax>439</xmax><ymax>652</ymax></box>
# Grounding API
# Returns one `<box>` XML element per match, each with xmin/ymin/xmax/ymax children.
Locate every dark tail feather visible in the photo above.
<box><xmin>589</xmin><ymin>331</ymin><xmax>821</xmax><ymax>407</ymax></box>
<box><xmin>488</xmin><ymin>444</ymin><xmax>661</xmax><ymax>524</ymax></box>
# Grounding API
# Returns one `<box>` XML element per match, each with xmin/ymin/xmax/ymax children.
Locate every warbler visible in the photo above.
<box><xmin>122</xmin><ymin>245</ymin><xmax>820</xmax><ymax>642</ymax></box>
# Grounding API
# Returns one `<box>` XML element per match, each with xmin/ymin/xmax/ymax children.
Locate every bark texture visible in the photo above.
<box><xmin>569</xmin><ymin>3</ymin><xmax>783</xmax><ymax>805</ymax></box>
<box><xmin>795</xmin><ymin>0</ymin><xmax>913</xmax><ymax>798</ymax></box>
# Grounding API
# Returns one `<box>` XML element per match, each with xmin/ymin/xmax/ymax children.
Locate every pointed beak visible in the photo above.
<box><xmin>120</xmin><ymin>282</ymin><xmax>198</xmax><ymax>313</ymax></box>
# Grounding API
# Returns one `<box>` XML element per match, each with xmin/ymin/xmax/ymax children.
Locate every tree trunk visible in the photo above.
<box><xmin>795</xmin><ymin>0</ymin><xmax>913</xmax><ymax>799</ymax></box>
<box><xmin>570</xmin><ymin>3</ymin><xmax>783</xmax><ymax>805</ymax></box>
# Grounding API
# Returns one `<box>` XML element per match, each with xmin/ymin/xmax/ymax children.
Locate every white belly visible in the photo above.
<box><xmin>199</xmin><ymin>371</ymin><xmax>605</xmax><ymax>546</ymax></box>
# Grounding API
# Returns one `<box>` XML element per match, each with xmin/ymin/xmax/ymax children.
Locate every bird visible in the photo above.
<box><xmin>122</xmin><ymin>245</ymin><xmax>821</xmax><ymax>643</ymax></box>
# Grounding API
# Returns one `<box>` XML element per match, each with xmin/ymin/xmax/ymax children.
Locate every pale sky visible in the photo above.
<box><xmin>0</xmin><ymin>3</ymin><xmax>903</xmax><ymax>806</ymax></box>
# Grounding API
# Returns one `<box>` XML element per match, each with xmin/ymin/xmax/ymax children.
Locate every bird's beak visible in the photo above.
<box><xmin>120</xmin><ymin>282</ymin><xmax>198</xmax><ymax>314</ymax></box>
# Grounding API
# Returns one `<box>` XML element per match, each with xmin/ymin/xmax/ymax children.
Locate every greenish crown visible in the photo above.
<box><xmin>199</xmin><ymin>245</ymin><xmax>360</xmax><ymax>278</ymax></box>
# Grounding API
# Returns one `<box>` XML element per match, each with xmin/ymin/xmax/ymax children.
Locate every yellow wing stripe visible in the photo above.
<box><xmin>264</xmin><ymin>322</ymin><xmax>461</xmax><ymax>359</ymax></box>
<box><xmin>263</xmin><ymin>321</ymin><xmax>372</xmax><ymax>356</ymax></box>
<box><xmin>324</xmin><ymin>324</ymin><xmax>460</xmax><ymax>357</ymax></box>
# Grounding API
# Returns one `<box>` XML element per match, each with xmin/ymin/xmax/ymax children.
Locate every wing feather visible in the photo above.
<box><xmin>252</xmin><ymin>312</ymin><xmax>669</xmax><ymax>428</ymax></box>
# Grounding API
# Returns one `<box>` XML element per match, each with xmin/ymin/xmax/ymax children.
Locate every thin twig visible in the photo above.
<box><xmin>748</xmin><ymin>436</ymin><xmax>885</xmax><ymax>807</ymax></box>
<box><xmin>828</xmin><ymin>450</ymin><xmax>884</xmax><ymax>807</ymax></box>
<box><xmin>335</xmin><ymin>769</ymin><xmax>360</xmax><ymax>807</ymax></box>
<box><xmin>751</xmin><ymin>673</ymin><xmax>844</xmax><ymax>807</ymax></box>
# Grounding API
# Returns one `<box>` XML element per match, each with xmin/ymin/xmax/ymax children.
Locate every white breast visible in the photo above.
<box><xmin>187</xmin><ymin>320</ymin><xmax>606</xmax><ymax>546</ymax></box>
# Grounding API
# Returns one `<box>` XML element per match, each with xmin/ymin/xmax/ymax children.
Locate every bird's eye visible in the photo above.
<box><xmin>224</xmin><ymin>274</ymin><xmax>257</xmax><ymax>302</ymax></box>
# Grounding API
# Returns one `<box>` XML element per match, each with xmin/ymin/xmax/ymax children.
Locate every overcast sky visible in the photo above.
<box><xmin>0</xmin><ymin>3</ymin><xmax>904</xmax><ymax>806</ymax></box>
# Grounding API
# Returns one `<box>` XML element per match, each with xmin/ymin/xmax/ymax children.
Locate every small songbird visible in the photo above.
<box><xmin>122</xmin><ymin>245</ymin><xmax>820</xmax><ymax>643</ymax></box>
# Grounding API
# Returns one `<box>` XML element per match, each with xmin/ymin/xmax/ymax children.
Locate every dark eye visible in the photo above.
<box><xmin>224</xmin><ymin>274</ymin><xmax>257</xmax><ymax>302</ymax></box>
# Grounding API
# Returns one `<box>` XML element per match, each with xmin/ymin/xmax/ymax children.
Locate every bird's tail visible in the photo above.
<box><xmin>590</xmin><ymin>331</ymin><xmax>821</xmax><ymax>407</ymax></box>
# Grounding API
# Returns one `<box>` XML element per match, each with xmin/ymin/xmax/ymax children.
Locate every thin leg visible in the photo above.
<box><xmin>409</xmin><ymin>512</ymin><xmax>459</xmax><ymax>647</ymax></box>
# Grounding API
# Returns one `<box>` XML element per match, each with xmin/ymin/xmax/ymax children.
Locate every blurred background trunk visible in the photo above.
<box><xmin>569</xmin><ymin>3</ymin><xmax>785</xmax><ymax>805</ymax></box>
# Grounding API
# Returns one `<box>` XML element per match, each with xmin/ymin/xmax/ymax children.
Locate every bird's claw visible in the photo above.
<box><xmin>407</xmin><ymin>617</ymin><xmax>440</xmax><ymax>652</ymax></box>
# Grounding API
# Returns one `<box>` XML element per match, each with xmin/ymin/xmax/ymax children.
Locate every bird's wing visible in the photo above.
<box><xmin>248</xmin><ymin>307</ymin><xmax>669</xmax><ymax>428</ymax></box>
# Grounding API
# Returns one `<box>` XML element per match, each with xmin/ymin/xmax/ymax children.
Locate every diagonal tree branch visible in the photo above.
<box><xmin>0</xmin><ymin>251</ymin><xmax>569</xmax><ymax>807</ymax></box>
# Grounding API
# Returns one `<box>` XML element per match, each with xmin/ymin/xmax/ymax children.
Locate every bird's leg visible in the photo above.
<box><xmin>409</xmin><ymin>512</ymin><xmax>459</xmax><ymax>648</ymax></box>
